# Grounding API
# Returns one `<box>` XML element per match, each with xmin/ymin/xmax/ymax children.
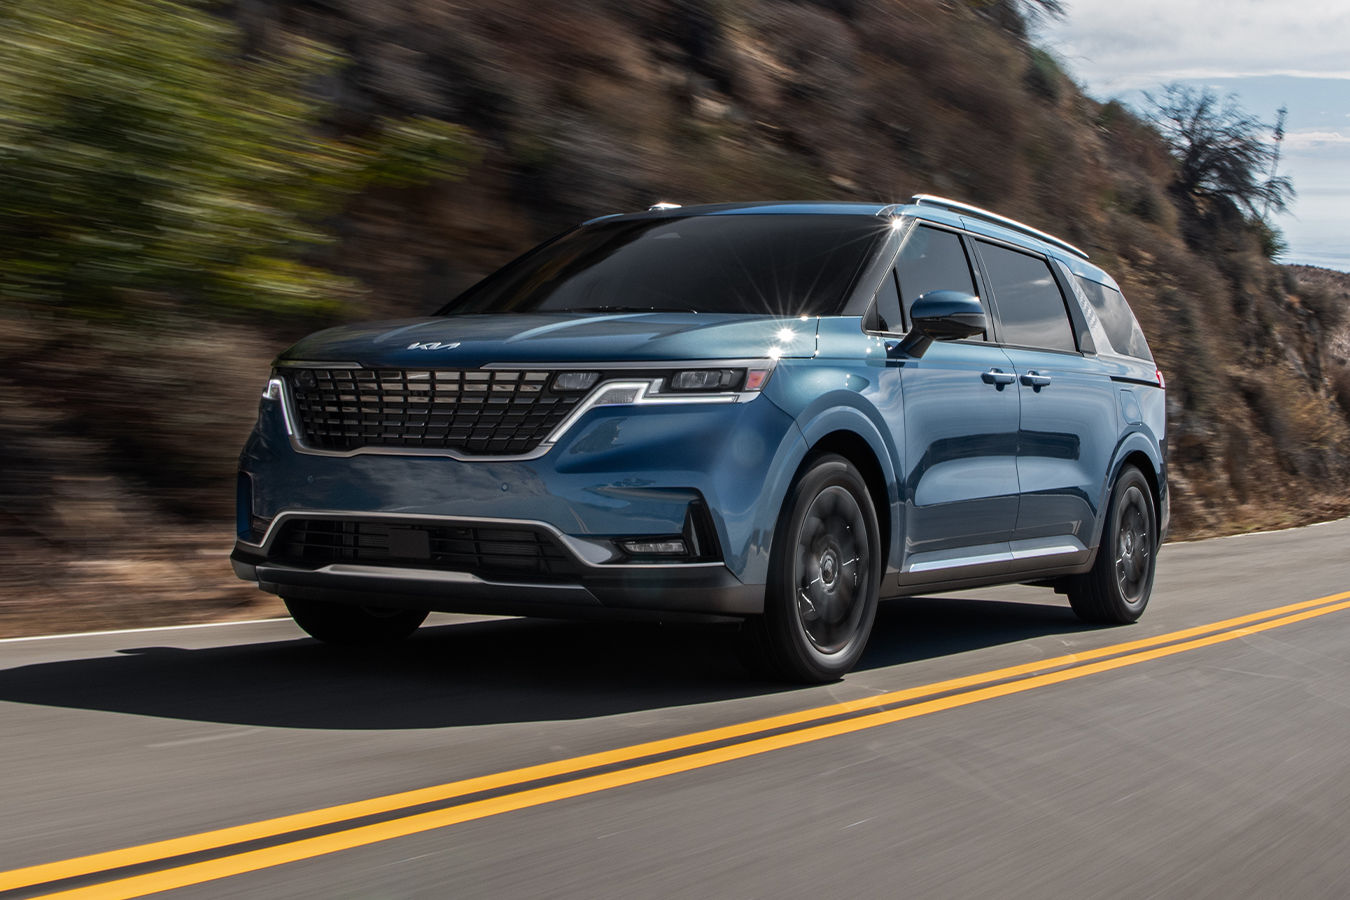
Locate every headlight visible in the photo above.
<box><xmin>666</xmin><ymin>366</ymin><xmax>773</xmax><ymax>394</ymax></box>
<box><xmin>669</xmin><ymin>369</ymin><xmax>740</xmax><ymax>391</ymax></box>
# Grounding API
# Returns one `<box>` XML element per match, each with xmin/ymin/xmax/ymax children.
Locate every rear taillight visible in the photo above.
<box><xmin>1155</xmin><ymin>368</ymin><xmax>1165</xmax><ymax>389</ymax></box>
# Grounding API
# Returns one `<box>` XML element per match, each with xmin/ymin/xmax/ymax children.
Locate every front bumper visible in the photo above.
<box><xmin>235</xmin><ymin>383</ymin><xmax>808</xmax><ymax>619</ymax></box>
<box><xmin>231</xmin><ymin>545</ymin><xmax>759</xmax><ymax>620</ymax></box>
<box><xmin>231</xmin><ymin>508</ymin><xmax>760</xmax><ymax>618</ymax></box>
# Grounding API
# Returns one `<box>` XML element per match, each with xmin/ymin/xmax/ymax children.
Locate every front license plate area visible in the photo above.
<box><xmin>387</xmin><ymin>527</ymin><xmax>432</xmax><ymax>561</ymax></box>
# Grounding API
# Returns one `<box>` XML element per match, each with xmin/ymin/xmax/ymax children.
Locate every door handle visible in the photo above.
<box><xmin>981</xmin><ymin>368</ymin><xmax>1015</xmax><ymax>386</ymax></box>
<box><xmin>1020</xmin><ymin>371</ymin><xmax>1052</xmax><ymax>388</ymax></box>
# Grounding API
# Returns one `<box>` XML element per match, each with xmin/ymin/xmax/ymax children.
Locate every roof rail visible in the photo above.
<box><xmin>909</xmin><ymin>194</ymin><xmax>1089</xmax><ymax>260</ymax></box>
<box><xmin>648</xmin><ymin>202</ymin><xmax>682</xmax><ymax>211</ymax></box>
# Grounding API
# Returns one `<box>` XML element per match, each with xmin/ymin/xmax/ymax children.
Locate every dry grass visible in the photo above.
<box><xmin>0</xmin><ymin>527</ymin><xmax>283</xmax><ymax>638</ymax></box>
<box><xmin>0</xmin><ymin>311</ymin><xmax>286</xmax><ymax>637</ymax></box>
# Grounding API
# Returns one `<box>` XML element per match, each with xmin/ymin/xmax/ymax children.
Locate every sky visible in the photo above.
<box><xmin>1038</xmin><ymin>0</ymin><xmax>1350</xmax><ymax>271</ymax></box>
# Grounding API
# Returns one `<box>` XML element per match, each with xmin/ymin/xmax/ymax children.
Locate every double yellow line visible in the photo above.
<box><xmin>6</xmin><ymin>591</ymin><xmax>1350</xmax><ymax>899</ymax></box>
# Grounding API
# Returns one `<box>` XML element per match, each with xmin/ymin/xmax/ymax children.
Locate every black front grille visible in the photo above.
<box><xmin>287</xmin><ymin>368</ymin><xmax>583</xmax><ymax>455</ymax></box>
<box><xmin>272</xmin><ymin>518</ymin><xmax>579</xmax><ymax>580</ymax></box>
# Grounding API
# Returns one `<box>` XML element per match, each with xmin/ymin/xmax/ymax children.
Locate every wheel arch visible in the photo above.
<box><xmin>799</xmin><ymin>430</ymin><xmax>893</xmax><ymax>576</ymax></box>
<box><xmin>1096</xmin><ymin>435</ymin><xmax>1164</xmax><ymax>549</ymax></box>
<box><xmin>788</xmin><ymin>404</ymin><xmax>896</xmax><ymax>574</ymax></box>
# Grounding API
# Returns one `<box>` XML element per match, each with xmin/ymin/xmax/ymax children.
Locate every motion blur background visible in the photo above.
<box><xmin>2</xmin><ymin>0</ymin><xmax>1347</xmax><ymax>635</ymax></box>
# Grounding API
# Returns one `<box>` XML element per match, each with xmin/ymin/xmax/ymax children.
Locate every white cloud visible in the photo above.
<box><xmin>1041</xmin><ymin>0</ymin><xmax>1350</xmax><ymax>94</ymax></box>
<box><xmin>1283</xmin><ymin>130</ymin><xmax>1350</xmax><ymax>151</ymax></box>
<box><xmin>1040</xmin><ymin>1</ymin><xmax>1350</xmax><ymax>270</ymax></box>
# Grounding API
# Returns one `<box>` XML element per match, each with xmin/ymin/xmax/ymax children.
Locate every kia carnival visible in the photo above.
<box><xmin>232</xmin><ymin>196</ymin><xmax>1167</xmax><ymax>682</ymax></box>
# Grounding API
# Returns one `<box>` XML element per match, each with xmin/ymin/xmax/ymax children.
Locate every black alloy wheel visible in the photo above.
<box><xmin>794</xmin><ymin>484</ymin><xmax>871</xmax><ymax>654</ymax></box>
<box><xmin>1067</xmin><ymin>465</ymin><xmax>1156</xmax><ymax>624</ymax></box>
<box><xmin>746</xmin><ymin>454</ymin><xmax>881</xmax><ymax>682</ymax></box>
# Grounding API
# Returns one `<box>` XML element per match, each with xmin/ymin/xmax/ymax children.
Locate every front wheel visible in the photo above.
<box><xmin>283</xmin><ymin>597</ymin><xmax>428</xmax><ymax>646</ymax></box>
<box><xmin>1067</xmin><ymin>465</ymin><xmax>1157</xmax><ymax>624</ymax></box>
<box><xmin>745</xmin><ymin>454</ymin><xmax>881</xmax><ymax>683</ymax></box>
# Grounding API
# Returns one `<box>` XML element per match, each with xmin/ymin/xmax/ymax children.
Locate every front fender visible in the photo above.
<box><xmin>765</xmin><ymin>361</ymin><xmax>904</xmax><ymax>577</ymax></box>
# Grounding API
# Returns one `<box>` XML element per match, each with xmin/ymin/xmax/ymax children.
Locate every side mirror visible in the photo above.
<box><xmin>892</xmin><ymin>290</ymin><xmax>986</xmax><ymax>358</ymax></box>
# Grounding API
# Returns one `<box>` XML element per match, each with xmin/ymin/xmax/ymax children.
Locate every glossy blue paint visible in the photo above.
<box><xmin>233</xmin><ymin>200</ymin><xmax>1167</xmax><ymax>622</ymax></box>
<box><xmin>280</xmin><ymin>312</ymin><xmax>818</xmax><ymax>369</ymax></box>
<box><xmin>999</xmin><ymin>344</ymin><xmax>1116</xmax><ymax>543</ymax></box>
<box><xmin>243</xmin><ymin>384</ymin><xmax>802</xmax><ymax>586</ymax></box>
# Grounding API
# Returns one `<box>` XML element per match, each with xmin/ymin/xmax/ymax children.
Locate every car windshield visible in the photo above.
<box><xmin>439</xmin><ymin>214</ymin><xmax>887</xmax><ymax>316</ymax></box>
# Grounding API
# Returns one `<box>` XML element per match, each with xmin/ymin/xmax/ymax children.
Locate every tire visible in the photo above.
<box><xmin>1067</xmin><ymin>465</ymin><xmax>1157</xmax><ymax>624</ymax></box>
<box><xmin>283</xmin><ymin>597</ymin><xmax>428</xmax><ymax>646</ymax></box>
<box><xmin>745</xmin><ymin>454</ymin><xmax>881</xmax><ymax>683</ymax></box>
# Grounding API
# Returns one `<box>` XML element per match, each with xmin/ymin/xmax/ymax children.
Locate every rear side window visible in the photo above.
<box><xmin>1076</xmin><ymin>276</ymin><xmax>1153</xmax><ymax>361</ymax></box>
<box><xmin>895</xmin><ymin>225</ymin><xmax>982</xmax><ymax>337</ymax></box>
<box><xmin>976</xmin><ymin>241</ymin><xmax>1076</xmax><ymax>352</ymax></box>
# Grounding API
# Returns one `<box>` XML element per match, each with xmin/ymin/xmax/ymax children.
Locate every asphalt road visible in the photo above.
<box><xmin>3</xmin><ymin>519</ymin><xmax>1350</xmax><ymax>898</ymax></box>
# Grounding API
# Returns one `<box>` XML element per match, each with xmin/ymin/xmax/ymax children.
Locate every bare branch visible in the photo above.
<box><xmin>1144</xmin><ymin>83</ymin><xmax>1295</xmax><ymax>219</ymax></box>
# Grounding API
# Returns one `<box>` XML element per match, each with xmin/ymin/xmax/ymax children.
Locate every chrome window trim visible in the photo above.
<box><xmin>237</xmin><ymin>509</ymin><xmax>728</xmax><ymax>571</ymax></box>
<box><xmin>910</xmin><ymin>194</ymin><xmax>1090</xmax><ymax>260</ymax></box>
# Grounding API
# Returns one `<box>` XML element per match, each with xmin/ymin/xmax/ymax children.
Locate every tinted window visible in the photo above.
<box><xmin>1076</xmin><ymin>276</ymin><xmax>1153</xmax><ymax>361</ymax></box>
<box><xmin>977</xmin><ymin>241</ymin><xmax>1076</xmax><ymax>352</ymax></box>
<box><xmin>895</xmin><ymin>225</ymin><xmax>979</xmax><ymax>330</ymax></box>
<box><xmin>872</xmin><ymin>269</ymin><xmax>902</xmax><ymax>332</ymax></box>
<box><xmin>441</xmin><ymin>215</ymin><xmax>887</xmax><ymax>317</ymax></box>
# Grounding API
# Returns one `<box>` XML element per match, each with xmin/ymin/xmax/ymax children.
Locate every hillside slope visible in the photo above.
<box><xmin>236</xmin><ymin>0</ymin><xmax>1350</xmax><ymax>532</ymax></box>
<box><xmin>2</xmin><ymin>0</ymin><xmax>1347</xmax><ymax>633</ymax></box>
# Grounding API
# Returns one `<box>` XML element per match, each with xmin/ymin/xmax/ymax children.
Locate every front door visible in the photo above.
<box><xmin>898</xmin><ymin>339</ymin><xmax>1022</xmax><ymax>566</ymax></box>
<box><xmin>878</xmin><ymin>224</ymin><xmax>1023</xmax><ymax>578</ymax></box>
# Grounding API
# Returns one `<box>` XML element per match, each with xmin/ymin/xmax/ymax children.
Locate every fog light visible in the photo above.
<box><xmin>619</xmin><ymin>538</ymin><xmax>688</xmax><ymax>556</ymax></box>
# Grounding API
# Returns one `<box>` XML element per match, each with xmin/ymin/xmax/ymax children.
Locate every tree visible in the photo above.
<box><xmin>1144</xmin><ymin>84</ymin><xmax>1294</xmax><ymax>220</ymax></box>
<box><xmin>969</xmin><ymin>0</ymin><xmax>1066</xmax><ymax>37</ymax></box>
<box><xmin>0</xmin><ymin>0</ymin><xmax>476</xmax><ymax>320</ymax></box>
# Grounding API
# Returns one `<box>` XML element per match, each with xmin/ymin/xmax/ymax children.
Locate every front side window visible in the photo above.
<box><xmin>872</xmin><ymin>269</ymin><xmax>902</xmax><ymax>332</ymax></box>
<box><xmin>440</xmin><ymin>215</ymin><xmax>887</xmax><ymax>317</ymax></box>
<box><xmin>976</xmin><ymin>241</ymin><xmax>1076</xmax><ymax>352</ymax></box>
<box><xmin>895</xmin><ymin>225</ymin><xmax>981</xmax><ymax>333</ymax></box>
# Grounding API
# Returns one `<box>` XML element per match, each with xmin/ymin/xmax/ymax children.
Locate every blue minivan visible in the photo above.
<box><xmin>233</xmin><ymin>195</ymin><xmax>1167</xmax><ymax>682</ymax></box>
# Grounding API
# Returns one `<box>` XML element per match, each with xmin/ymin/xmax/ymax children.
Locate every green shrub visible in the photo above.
<box><xmin>0</xmin><ymin>0</ymin><xmax>476</xmax><ymax>322</ymax></box>
<box><xmin>1024</xmin><ymin>48</ymin><xmax>1062</xmax><ymax>103</ymax></box>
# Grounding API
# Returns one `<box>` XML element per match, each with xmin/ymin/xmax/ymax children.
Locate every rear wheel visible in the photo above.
<box><xmin>1067</xmin><ymin>465</ymin><xmax>1156</xmax><ymax>624</ymax></box>
<box><xmin>283</xmin><ymin>597</ymin><xmax>427</xmax><ymax>646</ymax></box>
<box><xmin>745</xmin><ymin>454</ymin><xmax>880</xmax><ymax>683</ymax></box>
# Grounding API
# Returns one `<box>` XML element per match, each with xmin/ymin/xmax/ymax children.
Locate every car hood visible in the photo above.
<box><xmin>277</xmin><ymin>313</ymin><xmax>820</xmax><ymax>368</ymax></box>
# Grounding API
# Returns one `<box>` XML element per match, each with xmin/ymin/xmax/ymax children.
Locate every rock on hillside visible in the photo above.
<box><xmin>1287</xmin><ymin>265</ymin><xmax>1350</xmax><ymax>424</ymax></box>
